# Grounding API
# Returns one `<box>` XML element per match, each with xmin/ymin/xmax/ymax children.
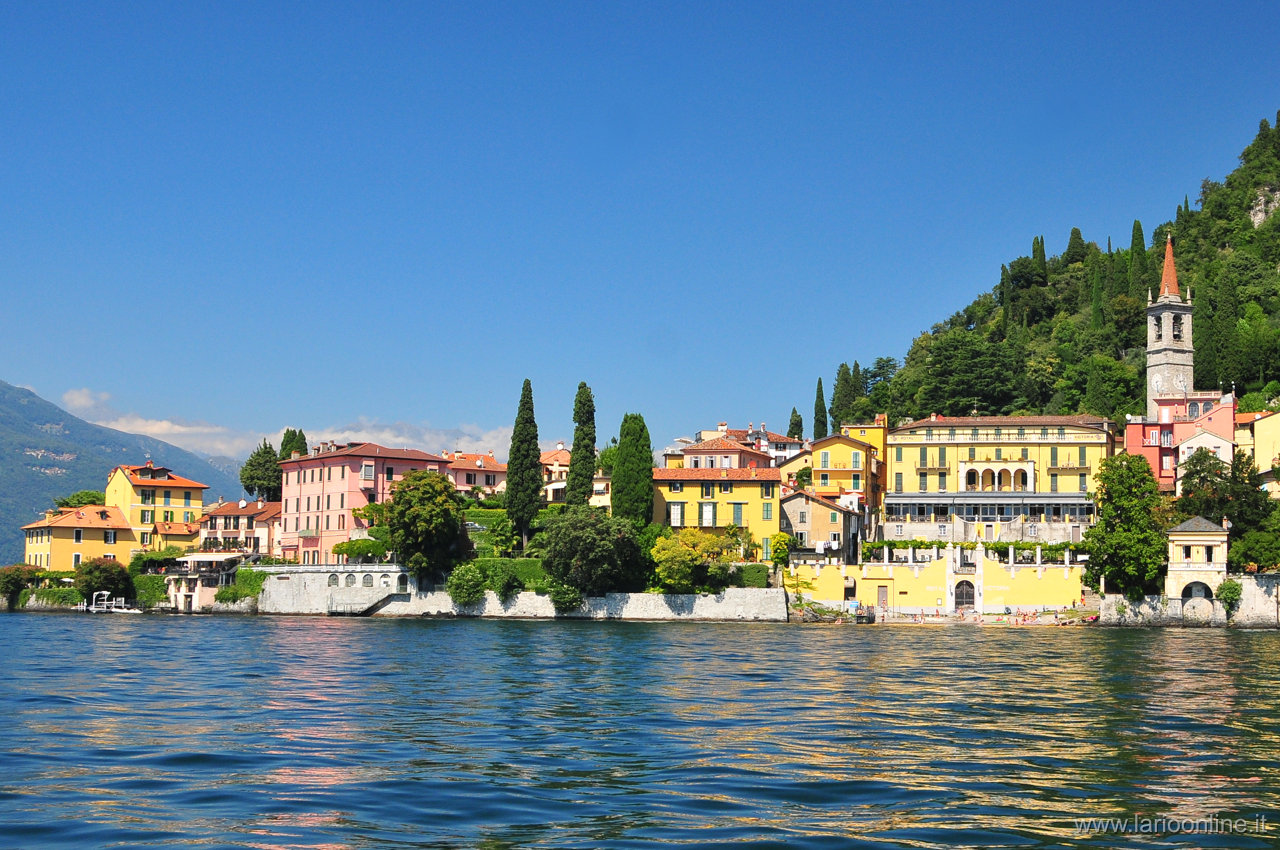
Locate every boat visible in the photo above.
<box><xmin>85</xmin><ymin>590</ymin><xmax>143</xmax><ymax>614</ymax></box>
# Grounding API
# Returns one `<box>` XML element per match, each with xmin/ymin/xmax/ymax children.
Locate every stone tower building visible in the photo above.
<box><xmin>1146</xmin><ymin>234</ymin><xmax>1194</xmax><ymax>419</ymax></box>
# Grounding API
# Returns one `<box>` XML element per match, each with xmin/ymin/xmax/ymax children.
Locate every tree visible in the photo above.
<box><xmin>488</xmin><ymin>515</ymin><xmax>518</xmax><ymax>557</ymax></box>
<box><xmin>813</xmin><ymin>378</ymin><xmax>828</xmax><ymax>439</ymax></box>
<box><xmin>240</xmin><ymin>439</ymin><xmax>282</xmax><ymax>501</ymax></box>
<box><xmin>0</xmin><ymin>565</ymin><xmax>39</xmax><ymax>607</ymax></box>
<box><xmin>54</xmin><ymin>490</ymin><xmax>105</xmax><ymax>509</ymax></box>
<box><xmin>1129</xmin><ymin>220</ymin><xmax>1149</xmax><ymax>301</ymax></box>
<box><xmin>1175</xmin><ymin>449</ymin><xmax>1271</xmax><ymax>542</ymax></box>
<box><xmin>541</xmin><ymin>506</ymin><xmax>645</xmax><ymax>595</ymax></box>
<box><xmin>129</xmin><ymin>546</ymin><xmax>183</xmax><ymax>575</ymax></box>
<box><xmin>506</xmin><ymin>379</ymin><xmax>542</xmax><ymax>544</ymax></box>
<box><xmin>787</xmin><ymin>408</ymin><xmax>803</xmax><ymax>440</ymax></box>
<box><xmin>75</xmin><ymin>557</ymin><xmax>132</xmax><ymax>601</ymax></box>
<box><xmin>596</xmin><ymin>436</ymin><xmax>620</xmax><ymax>475</ymax></box>
<box><xmin>650</xmin><ymin>528</ymin><xmax>734</xmax><ymax>593</ymax></box>
<box><xmin>611</xmin><ymin>413</ymin><xmax>654</xmax><ymax>527</ymax></box>
<box><xmin>331</xmin><ymin>537</ymin><xmax>387</xmax><ymax>564</ymax></box>
<box><xmin>1082</xmin><ymin>454</ymin><xmax>1167</xmax><ymax>599</ymax></box>
<box><xmin>445</xmin><ymin>562</ymin><xmax>487</xmax><ymax>606</ymax></box>
<box><xmin>1063</xmin><ymin>227</ymin><xmax>1088</xmax><ymax>265</ymax></box>
<box><xmin>278</xmin><ymin>428</ymin><xmax>308</xmax><ymax>460</ymax></box>
<box><xmin>828</xmin><ymin>362</ymin><xmax>859</xmax><ymax>431</ymax></box>
<box><xmin>565</xmin><ymin>381</ymin><xmax>597</xmax><ymax>507</ymax></box>
<box><xmin>384</xmin><ymin>470</ymin><xmax>472</xmax><ymax>579</ymax></box>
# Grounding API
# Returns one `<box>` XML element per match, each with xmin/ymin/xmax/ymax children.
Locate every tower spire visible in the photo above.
<box><xmin>1159</xmin><ymin>232</ymin><xmax>1180</xmax><ymax>298</ymax></box>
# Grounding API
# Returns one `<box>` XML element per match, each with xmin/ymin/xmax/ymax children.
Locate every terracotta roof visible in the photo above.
<box><xmin>204</xmin><ymin>500</ymin><xmax>282</xmax><ymax>518</ymax></box>
<box><xmin>117</xmin><ymin>465</ymin><xmax>209</xmax><ymax>489</ymax></box>
<box><xmin>540</xmin><ymin>449</ymin><xmax>572</xmax><ymax>466</ymax></box>
<box><xmin>1169</xmin><ymin>516</ymin><xmax>1226</xmax><ymax>534</ymax></box>
<box><xmin>809</xmin><ymin>433</ymin><xmax>877</xmax><ymax>451</ymax></box>
<box><xmin>680</xmin><ymin>436</ymin><xmax>773</xmax><ymax>459</ymax></box>
<box><xmin>279</xmin><ymin>442</ymin><xmax>450</xmax><ymax>466</ymax></box>
<box><xmin>653</xmin><ymin>467</ymin><xmax>782</xmax><ymax>482</ymax></box>
<box><xmin>723</xmin><ymin>428</ymin><xmax>802</xmax><ymax>445</ymax></box>
<box><xmin>154</xmin><ymin>521</ymin><xmax>200</xmax><ymax>535</ymax></box>
<box><xmin>1159</xmin><ymin>233</ymin><xmax>1180</xmax><ymax>298</ymax></box>
<box><xmin>444</xmin><ymin>452</ymin><xmax>508</xmax><ymax>472</ymax></box>
<box><xmin>781</xmin><ymin>489</ymin><xmax>854</xmax><ymax>513</ymax></box>
<box><xmin>896</xmin><ymin>414</ymin><xmax>1112</xmax><ymax>432</ymax></box>
<box><xmin>1236</xmin><ymin>411</ymin><xmax>1275</xmax><ymax>425</ymax></box>
<box><xmin>22</xmin><ymin>505</ymin><xmax>131</xmax><ymax>531</ymax></box>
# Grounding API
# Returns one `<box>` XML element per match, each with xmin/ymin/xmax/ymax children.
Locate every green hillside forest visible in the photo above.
<box><xmin>0</xmin><ymin>380</ymin><xmax>246</xmax><ymax>565</ymax></box>
<box><xmin>818</xmin><ymin>112</ymin><xmax>1280</xmax><ymax>430</ymax></box>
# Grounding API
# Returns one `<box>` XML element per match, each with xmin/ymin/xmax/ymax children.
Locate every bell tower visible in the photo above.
<box><xmin>1145</xmin><ymin>234</ymin><xmax>1194</xmax><ymax>419</ymax></box>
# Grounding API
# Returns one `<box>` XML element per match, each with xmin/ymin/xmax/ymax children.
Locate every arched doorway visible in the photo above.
<box><xmin>955</xmin><ymin>580</ymin><xmax>975</xmax><ymax>610</ymax></box>
<box><xmin>1182</xmin><ymin>581</ymin><xmax>1213</xmax><ymax>600</ymax></box>
<box><xmin>966</xmin><ymin>470</ymin><xmax>978</xmax><ymax>491</ymax></box>
<box><xmin>998</xmin><ymin>470</ymin><xmax>1011</xmax><ymax>491</ymax></box>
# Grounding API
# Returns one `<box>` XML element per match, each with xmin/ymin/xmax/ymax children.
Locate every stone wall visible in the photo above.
<box><xmin>257</xmin><ymin>564</ymin><xmax>788</xmax><ymax>621</ymax></box>
<box><xmin>1099</xmin><ymin>575</ymin><xmax>1280</xmax><ymax>627</ymax></box>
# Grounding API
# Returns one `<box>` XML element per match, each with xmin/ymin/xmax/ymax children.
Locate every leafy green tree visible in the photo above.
<box><xmin>610</xmin><ymin>413</ymin><xmax>654</xmax><ymax>527</ymax></box>
<box><xmin>541</xmin><ymin>505</ymin><xmax>645</xmax><ymax>595</ymax></box>
<box><xmin>1082</xmin><ymin>454</ymin><xmax>1167</xmax><ymax>599</ymax></box>
<box><xmin>0</xmin><ymin>565</ymin><xmax>39</xmax><ymax>607</ymax></box>
<box><xmin>385</xmin><ymin>470</ymin><xmax>472</xmax><ymax>579</ymax></box>
<box><xmin>487</xmin><ymin>515</ymin><xmax>518</xmax><ymax>557</ymax></box>
<box><xmin>596</xmin><ymin>436</ymin><xmax>619</xmax><ymax>475</ymax></box>
<box><xmin>787</xmin><ymin>408</ymin><xmax>803</xmax><ymax>440</ymax></box>
<box><xmin>794</xmin><ymin>466</ymin><xmax>812</xmax><ymax>488</ymax></box>
<box><xmin>565</xmin><ymin>381</ymin><xmax>596</xmax><ymax>507</ymax></box>
<box><xmin>650</xmin><ymin>528</ymin><xmax>733</xmax><ymax>593</ymax></box>
<box><xmin>1176</xmin><ymin>449</ymin><xmax>1272</xmax><ymax>542</ymax></box>
<box><xmin>769</xmin><ymin>532</ymin><xmax>794</xmax><ymax>567</ymax></box>
<box><xmin>54</xmin><ymin>490</ymin><xmax>105</xmax><ymax>509</ymax></box>
<box><xmin>331</xmin><ymin>537</ymin><xmax>387</xmax><ymax>564</ymax></box>
<box><xmin>813</xmin><ymin>378</ymin><xmax>828</xmax><ymax>439</ymax></box>
<box><xmin>1063</xmin><ymin>227</ymin><xmax>1088</xmax><ymax>265</ymax></box>
<box><xmin>129</xmin><ymin>545</ymin><xmax>183</xmax><ymax>576</ymax></box>
<box><xmin>506</xmin><ymin>379</ymin><xmax>542</xmax><ymax>544</ymax></box>
<box><xmin>240</xmin><ymin>439</ymin><xmax>282</xmax><ymax>501</ymax></box>
<box><xmin>446</xmin><ymin>562</ymin><xmax>487</xmax><ymax>606</ymax></box>
<box><xmin>75</xmin><ymin>557</ymin><xmax>132</xmax><ymax>601</ymax></box>
<box><xmin>278</xmin><ymin>428</ymin><xmax>308</xmax><ymax>460</ymax></box>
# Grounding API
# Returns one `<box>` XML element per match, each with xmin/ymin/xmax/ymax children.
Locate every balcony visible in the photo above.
<box><xmin>915</xmin><ymin>463</ymin><xmax>949</xmax><ymax>471</ymax></box>
<box><xmin>1047</xmin><ymin>463</ymin><xmax>1090</xmax><ymax>473</ymax></box>
<box><xmin>298</xmin><ymin>528</ymin><xmax>320</xmax><ymax>540</ymax></box>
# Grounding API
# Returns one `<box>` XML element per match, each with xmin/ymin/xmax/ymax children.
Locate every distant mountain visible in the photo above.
<box><xmin>203</xmin><ymin>455</ymin><xmax>244</xmax><ymax>482</ymax></box>
<box><xmin>0</xmin><ymin>380</ymin><xmax>247</xmax><ymax>564</ymax></box>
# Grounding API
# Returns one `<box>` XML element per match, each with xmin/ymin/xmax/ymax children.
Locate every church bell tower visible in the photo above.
<box><xmin>1145</xmin><ymin>234</ymin><xmax>1194</xmax><ymax>419</ymax></box>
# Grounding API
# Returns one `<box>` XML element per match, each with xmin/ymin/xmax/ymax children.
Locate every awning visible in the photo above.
<box><xmin>176</xmin><ymin>552</ymin><xmax>243</xmax><ymax>563</ymax></box>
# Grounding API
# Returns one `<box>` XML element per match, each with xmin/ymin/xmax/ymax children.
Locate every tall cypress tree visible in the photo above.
<box><xmin>506</xmin><ymin>379</ymin><xmax>542</xmax><ymax>544</ymax></box>
<box><xmin>565</xmin><ymin>381</ymin><xmax>596</xmax><ymax>507</ymax></box>
<box><xmin>1063</xmin><ymin>227</ymin><xmax>1088</xmax><ymax>265</ymax></box>
<box><xmin>278</xmin><ymin>428</ymin><xmax>308</xmax><ymax>459</ymax></box>
<box><xmin>1089</xmin><ymin>255</ymin><xmax>1105</xmax><ymax>330</ymax></box>
<box><xmin>813</xmin><ymin>378</ymin><xmax>828</xmax><ymax>440</ymax></box>
<box><xmin>611</xmin><ymin>412</ymin><xmax>653</xmax><ymax>527</ymax></box>
<box><xmin>787</xmin><ymin>407</ymin><xmax>803</xmax><ymax>440</ymax></box>
<box><xmin>1032</xmin><ymin>235</ymin><xmax>1047</xmax><ymax>278</ymax></box>
<box><xmin>1209</xmin><ymin>275</ymin><xmax>1241</xmax><ymax>390</ymax></box>
<box><xmin>829</xmin><ymin>363</ymin><xmax>858</xmax><ymax>432</ymax></box>
<box><xmin>1129</xmin><ymin>220</ymin><xmax>1149</xmax><ymax>301</ymax></box>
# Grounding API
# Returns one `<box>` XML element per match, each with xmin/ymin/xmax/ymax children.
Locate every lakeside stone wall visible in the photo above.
<box><xmin>257</xmin><ymin>563</ymin><xmax>788</xmax><ymax>621</ymax></box>
<box><xmin>1099</xmin><ymin>574</ymin><xmax>1280</xmax><ymax>627</ymax></box>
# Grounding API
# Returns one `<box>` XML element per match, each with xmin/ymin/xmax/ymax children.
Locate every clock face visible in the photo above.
<box><xmin>1151</xmin><ymin>374</ymin><xmax>1164</xmax><ymax>394</ymax></box>
<box><xmin>1175</xmin><ymin>374</ymin><xmax>1188</xmax><ymax>391</ymax></box>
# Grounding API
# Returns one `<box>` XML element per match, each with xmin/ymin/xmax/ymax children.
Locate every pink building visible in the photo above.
<box><xmin>279</xmin><ymin>441</ymin><xmax>450</xmax><ymax>564</ymax></box>
<box><xmin>442</xmin><ymin>451</ymin><xmax>507</xmax><ymax>495</ymax></box>
<box><xmin>1124</xmin><ymin>396</ymin><xmax>1235</xmax><ymax>492</ymax></box>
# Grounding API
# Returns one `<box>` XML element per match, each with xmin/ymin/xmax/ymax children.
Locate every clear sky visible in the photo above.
<box><xmin>4</xmin><ymin>2</ymin><xmax>1279</xmax><ymax>460</ymax></box>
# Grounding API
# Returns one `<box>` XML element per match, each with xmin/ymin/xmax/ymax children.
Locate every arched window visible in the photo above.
<box><xmin>397</xmin><ymin>574</ymin><xmax>409</xmax><ymax>592</ymax></box>
<box><xmin>966</xmin><ymin>470</ymin><xmax>978</xmax><ymax>491</ymax></box>
<box><xmin>1182</xmin><ymin>581</ymin><xmax>1213</xmax><ymax>600</ymax></box>
<box><xmin>955</xmin><ymin>580</ymin><xmax>975</xmax><ymax>610</ymax></box>
<box><xmin>328</xmin><ymin>573</ymin><xmax>338</xmax><ymax>587</ymax></box>
<box><xmin>380</xmin><ymin>574</ymin><xmax>391</xmax><ymax>587</ymax></box>
<box><xmin>345</xmin><ymin>573</ymin><xmax>356</xmax><ymax>587</ymax></box>
<box><xmin>362</xmin><ymin>574</ymin><xmax>373</xmax><ymax>587</ymax></box>
<box><xmin>1188</xmin><ymin>402</ymin><xmax>1199</xmax><ymax>418</ymax></box>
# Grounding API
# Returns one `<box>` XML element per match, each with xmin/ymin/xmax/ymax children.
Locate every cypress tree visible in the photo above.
<box><xmin>829</xmin><ymin>363</ymin><xmax>858</xmax><ymax>432</ymax></box>
<box><xmin>1129</xmin><ymin>220</ymin><xmax>1149</xmax><ymax>301</ymax></box>
<box><xmin>1210</xmin><ymin>275</ymin><xmax>1241</xmax><ymax>390</ymax></box>
<box><xmin>787</xmin><ymin>408</ymin><xmax>803</xmax><ymax>440</ymax></box>
<box><xmin>1063</xmin><ymin>227</ymin><xmax>1088</xmax><ymax>265</ymax></box>
<box><xmin>278</xmin><ymin>428</ymin><xmax>308</xmax><ymax>459</ymax></box>
<box><xmin>506</xmin><ymin>379</ymin><xmax>542</xmax><ymax>544</ymax></box>
<box><xmin>1032</xmin><ymin>236</ymin><xmax>1047</xmax><ymax>278</ymax></box>
<box><xmin>564</xmin><ymin>381</ymin><xmax>596</xmax><ymax>507</ymax></box>
<box><xmin>813</xmin><ymin>378</ymin><xmax>828</xmax><ymax>440</ymax></box>
<box><xmin>241</xmin><ymin>439</ymin><xmax>282</xmax><ymax>501</ymax></box>
<box><xmin>1089</xmin><ymin>255</ymin><xmax>1105</xmax><ymax>330</ymax></box>
<box><xmin>611</xmin><ymin>412</ymin><xmax>654</xmax><ymax>527</ymax></box>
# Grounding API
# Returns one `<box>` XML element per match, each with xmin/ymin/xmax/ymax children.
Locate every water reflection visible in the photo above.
<box><xmin>3</xmin><ymin>615</ymin><xmax>1280</xmax><ymax>848</ymax></box>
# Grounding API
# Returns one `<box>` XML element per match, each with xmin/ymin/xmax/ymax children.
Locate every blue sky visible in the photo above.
<box><xmin>3</xmin><ymin>2</ymin><xmax>1278</xmax><ymax>459</ymax></box>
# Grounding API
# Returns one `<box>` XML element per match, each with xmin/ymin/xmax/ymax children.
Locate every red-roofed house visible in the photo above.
<box><xmin>23</xmin><ymin>505</ymin><xmax>136</xmax><ymax>570</ymax></box>
<box><xmin>541</xmin><ymin>442</ymin><xmax>573</xmax><ymax>503</ymax></box>
<box><xmin>200</xmin><ymin>498</ymin><xmax>283</xmax><ymax>558</ymax></box>
<box><xmin>442</xmin><ymin>450</ymin><xmax>507</xmax><ymax>496</ymax></box>
<box><xmin>105</xmin><ymin>460</ymin><xmax>209</xmax><ymax>550</ymax></box>
<box><xmin>652</xmin><ymin>467</ymin><xmax>782</xmax><ymax>560</ymax></box>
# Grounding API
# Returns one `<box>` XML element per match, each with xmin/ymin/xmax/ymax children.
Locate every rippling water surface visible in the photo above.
<box><xmin>3</xmin><ymin>615</ymin><xmax>1280</xmax><ymax>848</ymax></box>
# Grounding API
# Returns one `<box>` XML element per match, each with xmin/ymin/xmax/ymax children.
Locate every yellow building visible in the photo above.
<box><xmin>786</xmin><ymin>541</ymin><xmax>1083</xmax><ymax>614</ymax></box>
<box><xmin>652</xmin><ymin>467</ymin><xmax>782</xmax><ymax>559</ymax></box>
<box><xmin>839</xmin><ymin>414</ymin><xmax>888</xmax><ymax>466</ymax></box>
<box><xmin>780</xmin><ymin>433</ymin><xmax>882</xmax><ymax>511</ymax></box>
<box><xmin>104</xmin><ymin>461</ymin><xmax>208</xmax><ymax>550</ymax></box>
<box><xmin>22</xmin><ymin>506</ymin><xmax>138</xmax><ymax>569</ymax></box>
<box><xmin>883</xmin><ymin>414</ymin><xmax>1118</xmax><ymax>544</ymax></box>
<box><xmin>1236</xmin><ymin>411</ymin><xmax>1280</xmax><ymax>495</ymax></box>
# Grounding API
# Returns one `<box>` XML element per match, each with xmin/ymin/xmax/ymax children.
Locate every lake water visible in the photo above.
<box><xmin>2</xmin><ymin>615</ymin><xmax>1279</xmax><ymax>848</ymax></box>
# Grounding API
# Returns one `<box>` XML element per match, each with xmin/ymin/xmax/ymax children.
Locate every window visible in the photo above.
<box><xmin>326</xmin><ymin>495</ymin><xmax>331</xmax><ymax>510</ymax></box>
<box><xmin>1017</xmin><ymin>427</ymin><xmax>1025</xmax><ymax>439</ymax></box>
<box><xmin>485</xmin><ymin>474</ymin><xmax>496</xmax><ymax>486</ymax></box>
<box><xmin>919</xmin><ymin>446</ymin><xmax>927</xmax><ymax>465</ymax></box>
<box><xmin>1041</xmin><ymin>427</ymin><xmax>1048</xmax><ymax>439</ymax></box>
<box><xmin>1021</xmin><ymin>448</ymin><xmax>1028</xmax><ymax>460</ymax></box>
<box><xmin>668</xmin><ymin>503</ymin><xmax>685</xmax><ymax>527</ymax></box>
<box><xmin>919</xmin><ymin>473</ymin><xmax>928</xmax><ymax>492</ymax></box>
<box><xmin>968</xmin><ymin>447</ymin><xmax>976</xmax><ymax>461</ymax></box>
<box><xmin>163</xmin><ymin>489</ymin><xmax>171</xmax><ymax>505</ymax></box>
<box><xmin>762</xmin><ymin>503</ymin><xmax>772</xmax><ymax>520</ymax></box>
<box><xmin>342</xmin><ymin>465</ymin><xmax>347</xmax><ymax>479</ymax></box>
<box><xmin>329</xmin><ymin>574</ymin><xmax>339</xmax><ymax>587</ymax></box>
<box><xmin>1050</xmin><ymin>447</ymin><xmax>1058</xmax><ymax>467</ymax></box>
<box><xmin>1079</xmin><ymin>473</ymin><xmax>1087</xmax><ymax>492</ymax></box>
<box><xmin>1079</xmin><ymin>446</ymin><xmax>1087</xmax><ymax>466</ymax></box>
<box><xmin>73</xmin><ymin>553</ymin><xmax>81</xmax><ymax>567</ymax></box>
<box><xmin>851</xmin><ymin>451</ymin><xmax>861</xmax><ymax>469</ymax></box>
<box><xmin>700</xmin><ymin>502</ymin><xmax>717</xmax><ymax>527</ymax></box>
<box><xmin>732</xmin><ymin>504</ymin><xmax>743</xmax><ymax>526</ymax></box>
<box><xmin>1183</xmin><ymin>545</ymin><xmax>1192</xmax><ymax>560</ymax></box>
<box><xmin>306</xmin><ymin>497</ymin><xmax>311</xmax><ymax>511</ymax></box>
<box><xmin>669</xmin><ymin>482</ymin><xmax>684</xmax><ymax>492</ymax></box>
<box><xmin>938</xmin><ymin>446</ymin><xmax>946</xmax><ymax>465</ymax></box>
<box><xmin>360</xmin><ymin>463</ymin><xmax>374</xmax><ymax>480</ymax></box>
<box><xmin>339</xmin><ymin>494</ymin><xmax>344</xmax><ymax>509</ymax></box>
<box><xmin>761</xmin><ymin>536</ymin><xmax>771</xmax><ymax>560</ymax></box>
<box><xmin>995</xmin><ymin>448</ymin><xmax>1002</xmax><ymax>460</ymax></box>
<box><xmin>820</xmin><ymin>473</ymin><xmax>830</xmax><ymax>486</ymax></box>
<box><xmin>339</xmin><ymin>515</ymin><xmax>345</xmax><ymax>529</ymax></box>
<box><xmin>184</xmin><ymin>512</ymin><xmax>193</xmax><ymax>522</ymax></box>
<box><xmin>895</xmin><ymin>446</ymin><xmax>902</xmax><ymax>462</ymax></box>
<box><xmin>328</xmin><ymin>467</ymin><xmax>332</xmax><ymax>480</ymax></box>
<box><xmin>325</xmin><ymin>515</ymin><xmax>330</xmax><ymax>530</ymax></box>
<box><xmin>141</xmin><ymin>510</ymin><xmax>154</xmax><ymax>523</ymax></box>
<box><xmin>1205</xmin><ymin>546</ymin><xmax>1214</xmax><ymax>563</ymax></box>
<box><xmin>163</xmin><ymin>510</ymin><xmax>174</xmax><ymax>522</ymax></box>
<box><xmin>994</xmin><ymin>428</ymin><xmax>1001</xmax><ymax>439</ymax></box>
<box><xmin>971</xmin><ymin>428</ymin><xmax>979</xmax><ymax>440</ymax></box>
<box><xmin>386</xmin><ymin>466</ymin><xmax>394</xmax><ymax>480</ymax></box>
<box><xmin>938</xmin><ymin>472</ymin><xmax>947</xmax><ymax>492</ymax></box>
<box><xmin>1050</xmin><ymin>473</ymin><xmax>1058</xmax><ymax>492</ymax></box>
<box><xmin>948</xmin><ymin>428</ymin><xmax>956</xmax><ymax>440</ymax></box>
<box><xmin>701</xmin><ymin>483</ymin><xmax>715</xmax><ymax>498</ymax></box>
<box><xmin>184</xmin><ymin>491</ymin><xmax>192</xmax><ymax>506</ymax></box>
<box><xmin>363</xmin><ymin>574</ymin><xmax>373</xmax><ymax>587</ymax></box>
<box><xmin>74</xmin><ymin>529</ymin><xmax>83</xmax><ymax>543</ymax></box>
<box><xmin>894</xmin><ymin>472</ymin><xmax>903</xmax><ymax>493</ymax></box>
<box><xmin>926</xmin><ymin>428</ymin><xmax>933</xmax><ymax>440</ymax></box>
<box><xmin>852</xmin><ymin>473</ymin><xmax>862</xmax><ymax>490</ymax></box>
<box><xmin>465</xmin><ymin>472</ymin><xmax>477</xmax><ymax>485</ymax></box>
<box><xmin>762</xmin><ymin>484</ymin><xmax>775</xmax><ymax>498</ymax></box>
<box><xmin>1058</xmin><ymin>427</ymin><xmax>1066</xmax><ymax>438</ymax></box>
<box><xmin>820</xmin><ymin>451</ymin><xmax>830</xmax><ymax>469</ymax></box>
<box><xmin>830</xmin><ymin>511</ymin><xmax>838</xmax><ymax>523</ymax></box>
<box><xmin>141</xmin><ymin>489</ymin><xmax>154</xmax><ymax>505</ymax></box>
<box><xmin>799</xmin><ymin>510</ymin><xmax>808</xmax><ymax>524</ymax></box>
<box><xmin>719</xmin><ymin>482</ymin><xmax>733</xmax><ymax>493</ymax></box>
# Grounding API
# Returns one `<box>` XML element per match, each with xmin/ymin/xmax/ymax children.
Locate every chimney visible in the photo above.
<box><xmin>488</xmin><ymin>450</ymin><xmax>495</xmax><ymax>458</ymax></box>
<box><xmin>557</xmin><ymin>440</ymin><xmax>565</xmax><ymax>451</ymax></box>
<box><xmin>291</xmin><ymin>451</ymin><xmax>301</xmax><ymax>459</ymax></box>
<box><xmin>257</xmin><ymin>499</ymin><xmax>264</xmax><ymax>509</ymax></box>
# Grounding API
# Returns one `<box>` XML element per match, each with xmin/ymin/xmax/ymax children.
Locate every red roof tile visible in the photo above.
<box><xmin>22</xmin><ymin>505</ymin><xmax>131</xmax><ymax>530</ymax></box>
<box><xmin>154</xmin><ymin>521</ymin><xmax>200</xmax><ymax>535</ymax></box>
<box><xmin>444</xmin><ymin>452</ymin><xmax>508</xmax><ymax>472</ymax></box>
<box><xmin>1159</xmin><ymin>233</ymin><xmax>1180</xmax><ymax>298</ymax></box>
<box><xmin>723</xmin><ymin>428</ymin><xmax>802</xmax><ymax>445</ymax></box>
<box><xmin>118</xmin><ymin>464</ymin><xmax>209</xmax><ymax>489</ymax></box>
<box><xmin>204</xmin><ymin>500</ymin><xmax>282</xmax><ymax>518</ymax></box>
<box><xmin>279</xmin><ymin>442</ymin><xmax>450</xmax><ymax>466</ymax></box>
<box><xmin>653</xmin><ymin>467</ymin><xmax>781</xmax><ymax>482</ymax></box>
<box><xmin>680</xmin><ymin>436</ymin><xmax>773</xmax><ymax>459</ymax></box>
<box><xmin>1236</xmin><ymin>411</ymin><xmax>1275</xmax><ymax>425</ymax></box>
<box><xmin>540</xmin><ymin>449</ymin><xmax>572</xmax><ymax>466</ymax></box>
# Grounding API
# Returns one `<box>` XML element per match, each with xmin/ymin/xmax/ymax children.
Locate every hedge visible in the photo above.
<box><xmin>736</xmin><ymin>562</ymin><xmax>769</xmax><ymax>588</ymax></box>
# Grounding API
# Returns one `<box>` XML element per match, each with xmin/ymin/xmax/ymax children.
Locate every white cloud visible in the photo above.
<box><xmin>62</xmin><ymin>387</ymin><xmax>113</xmax><ymax>415</ymax></box>
<box><xmin>61</xmin><ymin>387</ymin><xmax>267</xmax><ymax>458</ymax></box>
<box><xmin>311</xmin><ymin>418</ymin><xmax>515</xmax><ymax>461</ymax></box>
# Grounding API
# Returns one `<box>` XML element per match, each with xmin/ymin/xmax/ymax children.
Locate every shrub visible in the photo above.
<box><xmin>485</xmin><ymin>560</ymin><xmax>522</xmax><ymax>602</ymax></box>
<box><xmin>548</xmin><ymin>581</ymin><xmax>584</xmax><ymax>614</ymax></box>
<box><xmin>213</xmin><ymin>567</ymin><xmax>268</xmax><ymax>604</ymax></box>
<box><xmin>737</xmin><ymin>562</ymin><xmax>769</xmax><ymax>588</ymax></box>
<box><xmin>132</xmin><ymin>575</ymin><xmax>168</xmax><ymax>609</ymax></box>
<box><xmin>0</xmin><ymin>565</ymin><xmax>40</xmax><ymax>606</ymax></box>
<box><xmin>1217</xmin><ymin>578</ymin><xmax>1243</xmax><ymax>611</ymax></box>
<box><xmin>74</xmin><ymin>558</ymin><xmax>131</xmax><ymax>601</ymax></box>
<box><xmin>446</xmin><ymin>562</ymin><xmax>487</xmax><ymax>606</ymax></box>
<box><xmin>25</xmin><ymin>587</ymin><xmax>84</xmax><ymax>607</ymax></box>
